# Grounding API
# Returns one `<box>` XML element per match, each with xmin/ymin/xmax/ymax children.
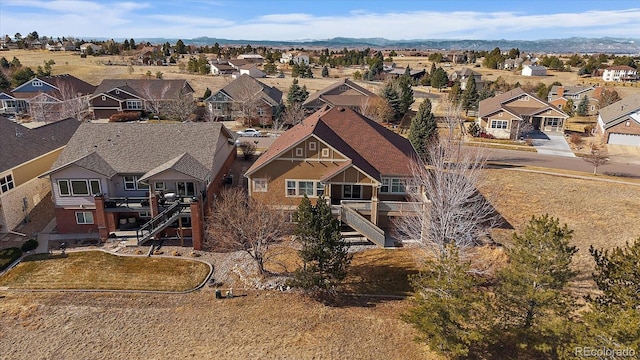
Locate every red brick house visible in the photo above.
<box><xmin>42</xmin><ymin>122</ymin><xmax>236</xmax><ymax>250</ymax></box>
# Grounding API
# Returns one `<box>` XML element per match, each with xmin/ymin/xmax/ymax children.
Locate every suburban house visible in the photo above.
<box><xmin>280</xmin><ymin>52</ymin><xmax>310</xmax><ymax>65</ymax></box>
<box><xmin>10</xmin><ymin>74</ymin><xmax>96</xmax><ymax>122</ymax></box>
<box><xmin>385</xmin><ymin>68</ymin><xmax>426</xmax><ymax>81</ymax></box>
<box><xmin>602</xmin><ymin>65</ymin><xmax>638</xmax><ymax>82</ymax></box>
<box><xmin>450</xmin><ymin>67</ymin><xmax>484</xmax><ymax>90</ymax></box>
<box><xmin>89</xmin><ymin>79</ymin><xmax>194</xmax><ymax>119</ymax></box>
<box><xmin>244</xmin><ymin>106</ymin><xmax>422</xmax><ymax>247</ymax></box>
<box><xmin>597</xmin><ymin>94</ymin><xmax>640</xmax><ymax>146</ymax></box>
<box><xmin>478</xmin><ymin>88</ymin><xmax>569</xmax><ymax>139</ymax></box>
<box><xmin>204</xmin><ymin>74</ymin><xmax>282</xmax><ymax>124</ymax></box>
<box><xmin>41</xmin><ymin>122</ymin><xmax>237</xmax><ymax>250</ymax></box>
<box><xmin>46</xmin><ymin>41</ymin><xmax>75</xmax><ymax>51</ymax></box>
<box><xmin>302</xmin><ymin>79</ymin><xmax>381</xmax><ymax>114</ymax></box>
<box><xmin>0</xmin><ymin>117</ymin><xmax>79</xmax><ymax>233</ymax></box>
<box><xmin>209</xmin><ymin>61</ymin><xmax>235</xmax><ymax>76</ymax></box>
<box><xmin>0</xmin><ymin>91</ymin><xmax>28</xmax><ymax>115</ymax></box>
<box><xmin>521</xmin><ymin>65</ymin><xmax>547</xmax><ymax>76</ymax></box>
<box><xmin>237</xmin><ymin>54</ymin><xmax>264</xmax><ymax>62</ymax></box>
<box><xmin>79</xmin><ymin>43</ymin><xmax>101</xmax><ymax>54</ymax></box>
<box><xmin>548</xmin><ymin>85</ymin><xmax>602</xmax><ymax>116</ymax></box>
<box><xmin>234</xmin><ymin>64</ymin><xmax>266</xmax><ymax>79</ymax></box>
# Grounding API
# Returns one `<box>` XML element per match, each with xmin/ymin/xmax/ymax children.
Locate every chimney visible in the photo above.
<box><xmin>557</xmin><ymin>87</ymin><xmax>564</xmax><ymax>98</ymax></box>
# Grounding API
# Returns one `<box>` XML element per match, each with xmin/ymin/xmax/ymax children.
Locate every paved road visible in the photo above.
<box><xmin>485</xmin><ymin>148</ymin><xmax>640</xmax><ymax>178</ymax></box>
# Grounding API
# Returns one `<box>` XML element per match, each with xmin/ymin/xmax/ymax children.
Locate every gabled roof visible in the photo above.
<box><xmin>604</xmin><ymin>65</ymin><xmax>636</xmax><ymax>72</ymax></box>
<box><xmin>12</xmin><ymin>74</ymin><xmax>96</xmax><ymax>99</ymax></box>
<box><xmin>598</xmin><ymin>94</ymin><xmax>640</xmax><ymax>130</ymax></box>
<box><xmin>47</xmin><ymin>123</ymin><xmax>234</xmax><ymax>178</ymax></box>
<box><xmin>246</xmin><ymin>106</ymin><xmax>418</xmax><ymax>181</ymax></box>
<box><xmin>92</xmin><ymin>79</ymin><xmax>194</xmax><ymax>100</ymax></box>
<box><xmin>479</xmin><ymin>87</ymin><xmax>568</xmax><ymax>119</ymax></box>
<box><xmin>139</xmin><ymin>153</ymin><xmax>210</xmax><ymax>182</ymax></box>
<box><xmin>206</xmin><ymin>74</ymin><xmax>282</xmax><ymax>106</ymax></box>
<box><xmin>0</xmin><ymin>117</ymin><xmax>80</xmax><ymax>173</ymax></box>
<box><xmin>549</xmin><ymin>85</ymin><xmax>595</xmax><ymax>98</ymax></box>
<box><xmin>456</xmin><ymin>68</ymin><xmax>482</xmax><ymax>77</ymax></box>
<box><xmin>303</xmin><ymin>79</ymin><xmax>378</xmax><ymax>107</ymax></box>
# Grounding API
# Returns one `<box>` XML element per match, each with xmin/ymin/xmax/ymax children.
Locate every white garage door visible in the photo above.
<box><xmin>608</xmin><ymin>133</ymin><xmax>640</xmax><ymax>146</ymax></box>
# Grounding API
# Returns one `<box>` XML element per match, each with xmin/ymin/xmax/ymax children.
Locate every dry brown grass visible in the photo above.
<box><xmin>0</xmin><ymin>250</ymin><xmax>210</xmax><ymax>291</ymax></box>
<box><xmin>481</xmin><ymin>168</ymin><xmax>640</xmax><ymax>295</ymax></box>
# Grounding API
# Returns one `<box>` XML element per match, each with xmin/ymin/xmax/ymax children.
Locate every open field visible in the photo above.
<box><xmin>480</xmin><ymin>168</ymin><xmax>640</xmax><ymax>295</ymax></box>
<box><xmin>0</xmin><ymin>250</ymin><xmax>210</xmax><ymax>291</ymax></box>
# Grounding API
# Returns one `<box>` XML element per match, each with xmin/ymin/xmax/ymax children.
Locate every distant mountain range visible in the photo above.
<box><xmin>120</xmin><ymin>36</ymin><xmax>640</xmax><ymax>54</ymax></box>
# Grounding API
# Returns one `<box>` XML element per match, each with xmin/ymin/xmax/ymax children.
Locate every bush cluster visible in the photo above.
<box><xmin>109</xmin><ymin>111</ymin><xmax>141</xmax><ymax>122</ymax></box>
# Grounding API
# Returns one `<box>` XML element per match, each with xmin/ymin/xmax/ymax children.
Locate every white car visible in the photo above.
<box><xmin>236</xmin><ymin>128</ymin><xmax>261</xmax><ymax>137</ymax></box>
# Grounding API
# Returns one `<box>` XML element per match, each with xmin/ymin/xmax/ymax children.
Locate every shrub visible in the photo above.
<box><xmin>0</xmin><ymin>247</ymin><xmax>22</xmax><ymax>271</ymax></box>
<box><xmin>171</xmin><ymin>250</ymin><xmax>181</xmax><ymax>256</ymax></box>
<box><xmin>468</xmin><ymin>122</ymin><xmax>481</xmax><ymax>137</ymax></box>
<box><xmin>21</xmin><ymin>238</ymin><xmax>38</xmax><ymax>252</ymax></box>
<box><xmin>584</xmin><ymin>124</ymin><xmax>594</xmax><ymax>134</ymax></box>
<box><xmin>109</xmin><ymin>111</ymin><xmax>141</xmax><ymax>122</ymax></box>
<box><xmin>570</xmin><ymin>133</ymin><xmax>584</xmax><ymax>146</ymax></box>
<box><xmin>479</xmin><ymin>131</ymin><xmax>495</xmax><ymax>139</ymax></box>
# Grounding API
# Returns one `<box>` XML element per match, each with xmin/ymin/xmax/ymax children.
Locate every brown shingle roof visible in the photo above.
<box><xmin>0</xmin><ymin>117</ymin><xmax>80</xmax><ymax>173</ymax></box>
<box><xmin>303</xmin><ymin>79</ymin><xmax>378</xmax><ymax>107</ymax></box>
<box><xmin>246</xmin><ymin>106</ymin><xmax>418</xmax><ymax>180</ymax></box>
<box><xmin>208</xmin><ymin>74</ymin><xmax>282</xmax><ymax>106</ymax></box>
<box><xmin>92</xmin><ymin>79</ymin><xmax>194</xmax><ymax>100</ymax></box>
<box><xmin>49</xmin><ymin>123</ymin><xmax>233</xmax><ymax>179</ymax></box>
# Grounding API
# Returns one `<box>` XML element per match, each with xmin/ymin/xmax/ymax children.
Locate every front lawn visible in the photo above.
<box><xmin>0</xmin><ymin>251</ymin><xmax>210</xmax><ymax>292</ymax></box>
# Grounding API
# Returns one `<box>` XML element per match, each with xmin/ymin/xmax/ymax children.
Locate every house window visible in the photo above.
<box><xmin>70</xmin><ymin>180</ymin><xmax>90</xmax><ymax>196</ymax></box>
<box><xmin>32</xmin><ymin>80</ymin><xmax>43</xmax><ymax>87</ymax></box>
<box><xmin>343</xmin><ymin>184</ymin><xmax>362</xmax><ymax>199</ymax></box>
<box><xmin>126</xmin><ymin>100</ymin><xmax>142</xmax><ymax>110</ymax></box>
<box><xmin>0</xmin><ymin>174</ymin><xmax>14</xmax><ymax>194</ymax></box>
<box><xmin>75</xmin><ymin>211</ymin><xmax>94</xmax><ymax>224</ymax></box>
<box><xmin>116</xmin><ymin>90</ymin><xmax>120</xmax><ymax>95</ymax></box>
<box><xmin>498</xmin><ymin>112</ymin><xmax>503</xmax><ymax>117</ymax></box>
<box><xmin>339</xmin><ymin>85</ymin><xmax>348</xmax><ymax>91</ymax></box>
<box><xmin>257</xmin><ymin>108</ymin><xmax>266</xmax><ymax>116</ymax></box>
<box><xmin>253</xmin><ymin>179</ymin><xmax>268</xmax><ymax>192</ymax></box>
<box><xmin>139</xmin><ymin>211</ymin><xmax>152</xmax><ymax>218</ymax></box>
<box><xmin>295</xmin><ymin>147</ymin><xmax>303</xmax><ymax>157</ymax></box>
<box><xmin>101</xmin><ymin>95</ymin><xmax>106</xmax><ymax>101</ymax></box>
<box><xmin>309</xmin><ymin>142</ymin><xmax>316</xmax><ymax>151</ymax></box>
<box><xmin>380</xmin><ymin>178</ymin><xmax>407</xmax><ymax>194</ymax></box>
<box><xmin>58</xmin><ymin>180</ymin><xmax>70</xmax><ymax>196</ymax></box>
<box><xmin>286</xmin><ymin>180</ymin><xmax>323</xmax><ymax>197</ymax></box>
<box><xmin>89</xmin><ymin>180</ymin><xmax>101</xmax><ymax>195</ymax></box>
<box><xmin>154</xmin><ymin>182</ymin><xmax>166</xmax><ymax>191</ymax></box>
<box><xmin>546</xmin><ymin>118</ymin><xmax>560</xmax><ymax>127</ymax></box>
<box><xmin>124</xmin><ymin>176</ymin><xmax>137</xmax><ymax>190</ymax></box>
<box><xmin>176</xmin><ymin>181</ymin><xmax>195</xmax><ymax>196</ymax></box>
<box><xmin>321</xmin><ymin>148</ymin><xmax>329</xmax><ymax>157</ymax></box>
<box><xmin>490</xmin><ymin>120</ymin><xmax>508</xmax><ymax>129</ymax></box>
<box><xmin>590</xmin><ymin>105</ymin><xmax>595</xmax><ymax>111</ymax></box>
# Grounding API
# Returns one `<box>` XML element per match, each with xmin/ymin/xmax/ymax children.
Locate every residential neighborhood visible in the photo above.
<box><xmin>1</xmin><ymin>2</ymin><xmax>640</xmax><ymax>359</ymax></box>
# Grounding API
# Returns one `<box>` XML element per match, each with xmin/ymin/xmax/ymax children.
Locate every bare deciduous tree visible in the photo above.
<box><xmin>29</xmin><ymin>93</ymin><xmax>59</xmax><ymax>123</ymax></box>
<box><xmin>205</xmin><ymin>187</ymin><xmax>290</xmax><ymax>275</ymax></box>
<box><xmin>163</xmin><ymin>89</ymin><xmax>197</xmax><ymax>122</ymax></box>
<box><xmin>441</xmin><ymin>99</ymin><xmax>465</xmax><ymax>139</ymax></box>
<box><xmin>281</xmin><ymin>102</ymin><xmax>306</xmax><ymax>127</ymax></box>
<box><xmin>583</xmin><ymin>142</ymin><xmax>609</xmax><ymax>175</ymax></box>
<box><xmin>58</xmin><ymin>83</ymin><xmax>90</xmax><ymax>121</ymax></box>
<box><xmin>361</xmin><ymin>96</ymin><xmax>394</xmax><ymax>123</ymax></box>
<box><xmin>510</xmin><ymin>119</ymin><xmax>534</xmax><ymax>140</ymax></box>
<box><xmin>393</xmin><ymin>139</ymin><xmax>501</xmax><ymax>263</ymax></box>
<box><xmin>139</xmin><ymin>81</ymin><xmax>170</xmax><ymax>119</ymax></box>
<box><xmin>232</xmin><ymin>82</ymin><xmax>263</xmax><ymax>127</ymax></box>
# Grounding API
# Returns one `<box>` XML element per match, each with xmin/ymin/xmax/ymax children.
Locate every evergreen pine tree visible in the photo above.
<box><xmin>287</xmin><ymin>79</ymin><xmax>309</xmax><ymax>106</ymax></box>
<box><xmin>408</xmin><ymin>98</ymin><xmax>437</xmax><ymax>160</ymax></box>
<box><xmin>203</xmin><ymin>87</ymin><xmax>211</xmax><ymax>100</ymax></box>
<box><xmin>462</xmin><ymin>76</ymin><xmax>479</xmax><ymax>115</ymax></box>
<box><xmin>399</xmin><ymin>75</ymin><xmax>414</xmax><ymax>116</ymax></box>
<box><xmin>382</xmin><ymin>81</ymin><xmax>401</xmax><ymax>119</ymax></box>
<box><xmin>562</xmin><ymin>99</ymin><xmax>575</xmax><ymax>116</ymax></box>
<box><xmin>430</xmin><ymin>67</ymin><xmax>449</xmax><ymax>90</ymax></box>
<box><xmin>321</xmin><ymin>65</ymin><xmax>329</xmax><ymax>77</ymax></box>
<box><xmin>448</xmin><ymin>81</ymin><xmax>462</xmax><ymax>104</ymax></box>
<box><xmin>291</xmin><ymin>195</ymin><xmax>352</xmax><ymax>294</ymax></box>
<box><xmin>576</xmin><ymin>95</ymin><xmax>589</xmax><ymax>116</ymax></box>
<box><xmin>495</xmin><ymin>214</ymin><xmax>578</xmax><ymax>357</ymax></box>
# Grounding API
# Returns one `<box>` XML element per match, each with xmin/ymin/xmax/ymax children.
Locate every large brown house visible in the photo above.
<box><xmin>244</xmin><ymin>106</ymin><xmax>422</xmax><ymax>247</ymax></box>
<box><xmin>478</xmin><ymin>88</ymin><xmax>569</xmax><ymax>139</ymax></box>
<box><xmin>302</xmin><ymin>79</ymin><xmax>381</xmax><ymax>114</ymax></box>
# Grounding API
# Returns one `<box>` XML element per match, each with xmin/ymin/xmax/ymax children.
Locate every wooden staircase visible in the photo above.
<box><xmin>136</xmin><ymin>202</ymin><xmax>189</xmax><ymax>245</ymax></box>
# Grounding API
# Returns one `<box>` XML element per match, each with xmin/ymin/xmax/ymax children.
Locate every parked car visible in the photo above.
<box><xmin>236</xmin><ymin>128</ymin><xmax>261</xmax><ymax>137</ymax></box>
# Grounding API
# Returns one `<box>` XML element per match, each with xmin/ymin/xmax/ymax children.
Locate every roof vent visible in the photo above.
<box><xmin>337</xmin><ymin>107</ymin><xmax>345</xmax><ymax>112</ymax></box>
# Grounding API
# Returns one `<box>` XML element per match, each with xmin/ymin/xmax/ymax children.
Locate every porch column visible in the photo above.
<box><xmin>94</xmin><ymin>194</ymin><xmax>109</xmax><ymax>242</ymax></box>
<box><xmin>150</xmin><ymin>193</ymin><xmax>159</xmax><ymax>218</ymax></box>
<box><xmin>191</xmin><ymin>197</ymin><xmax>204</xmax><ymax>251</ymax></box>
<box><xmin>371</xmin><ymin>185</ymin><xmax>379</xmax><ymax>225</ymax></box>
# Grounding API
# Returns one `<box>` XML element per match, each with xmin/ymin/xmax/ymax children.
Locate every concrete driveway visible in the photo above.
<box><xmin>527</xmin><ymin>131</ymin><xmax>575</xmax><ymax>158</ymax></box>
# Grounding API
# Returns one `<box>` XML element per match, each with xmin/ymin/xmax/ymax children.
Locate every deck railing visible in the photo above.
<box><xmin>136</xmin><ymin>202</ymin><xmax>189</xmax><ymax>244</ymax></box>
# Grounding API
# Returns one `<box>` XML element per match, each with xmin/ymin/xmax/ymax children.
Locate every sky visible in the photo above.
<box><xmin>1</xmin><ymin>0</ymin><xmax>640</xmax><ymax>42</ymax></box>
